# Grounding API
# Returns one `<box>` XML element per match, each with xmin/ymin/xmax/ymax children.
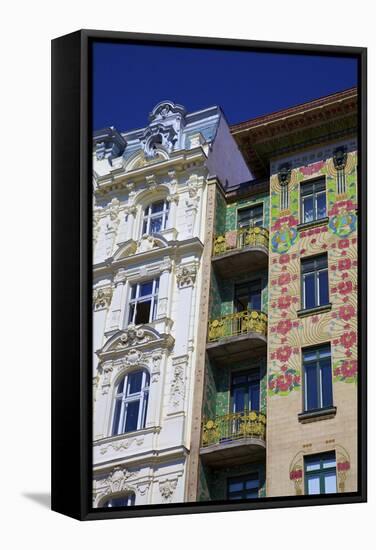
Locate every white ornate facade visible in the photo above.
<box><xmin>92</xmin><ymin>101</ymin><xmax>251</xmax><ymax>507</ymax></box>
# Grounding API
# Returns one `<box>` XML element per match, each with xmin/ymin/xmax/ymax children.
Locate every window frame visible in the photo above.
<box><xmin>301</xmin><ymin>253</ymin><xmax>329</xmax><ymax>310</ymax></box>
<box><xmin>304</xmin><ymin>451</ymin><xmax>337</xmax><ymax>495</ymax></box>
<box><xmin>300</xmin><ymin>177</ymin><xmax>327</xmax><ymax>224</ymax></box>
<box><xmin>127</xmin><ymin>278</ymin><xmax>159</xmax><ymax>325</ymax></box>
<box><xmin>234</xmin><ymin>278</ymin><xmax>262</xmax><ymax>313</ymax></box>
<box><xmin>302</xmin><ymin>343</ymin><xmax>333</xmax><ymax>412</ymax></box>
<box><xmin>111</xmin><ymin>369</ymin><xmax>150</xmax><ymax>436</ymax></box>
<box><xmin>236</xmin><ymin>203</ymin><xmax>264</xmax><ymax>229</ymax></box>
<box><xmin>230</xmin><ymin>369</ymin><xmax>261</xmax><ymax>413</ymax></box>
<box><xmin>227</xmin><ymin>472</ymin><xmax>260</xmax><ymax>500</ymax></box>
<box><xmin>142</xmin><ymin>199</ymin><xmax>169</xmax><ymax>236</ymax></box>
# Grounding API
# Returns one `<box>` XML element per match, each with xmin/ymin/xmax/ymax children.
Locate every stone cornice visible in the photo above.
<box><xmin>94</xmin><ymin>149</ymin><xmax>208</xmax><ymax>196</ymax></box>
<box><xmin>93</xmin><ymin>237</ymin><xmax>204</xmax><ymax>277</ymax></box>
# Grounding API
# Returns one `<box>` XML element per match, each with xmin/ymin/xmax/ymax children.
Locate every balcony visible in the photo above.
<box><xmin>200</xmin><ymin>411</ymin><xmax>266</xmax><ymax>466</ymax></box>
<box><xmin>212</xmin><ymin>226</ymin><xmax>269</xmax><ymax>278</ymax></box>
<box><xmin>206</xmin><ymin>310</ymin><xmax>267</xmax><ymax>365</ymax></box>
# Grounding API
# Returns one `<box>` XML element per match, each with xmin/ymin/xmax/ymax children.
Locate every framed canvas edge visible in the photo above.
<box><xmin>51</xmin><ymin>29</ymin><xmax>367</xmax><ymax>522</ymax></box>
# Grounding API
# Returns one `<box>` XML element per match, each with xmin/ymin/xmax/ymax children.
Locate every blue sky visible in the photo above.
<box><xmin>92</xmin><ymin>41</ymin><xmax>358</xmax><ymax>132</ymax></box>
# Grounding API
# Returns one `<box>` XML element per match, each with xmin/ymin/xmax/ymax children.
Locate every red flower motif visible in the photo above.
<box><xmin>311</xmin><ymin>315</ymin><xmax>319</xmax><ymax>324</ymax></box>
<box><xmin>276</xmin><ymin>346</ymin><xmax>292</xmax><ymax>363</ymax></box>
<box><xmin>338</xmin><ymin>258</ymin><xmax>351</xmax><ymax>271</ymax></box>
<box><xmin>337</xmin><ymin>461</ymin><xmax>350</xmax><ymax>472</ymax></box>
<box><xmin>272</xmin><ymin>215</ymin><xmax>298</xmax><ymax>231</ymax></box>
<box><xmin>340</xmin><ymin>331</ymin><xmax>357</xmax><ymax>349</ymax></box>
<box><xmin>338</xmin><ymin>239</ymin><xmax>350</xmax><ymax>249</ymax></box>
<box><xmin>290</xmin><ymin>469</ymin><xmax>303</xmax><ymax>480</ymax></box>
<box><xmin>279</xmin><ymin>254</ymin><xmax>290</xmax><ymax>265</ymax></box>
<box><xmin>276</xmin><ymin>319</ymin><xmax>292</xmax><ymax>335</ymax></box>
<box><xmin>278</xmin><ymin>295</ymin><xmax>292</xmax><ymax>309</ymax></box>
<box><xmin>338</xmin><ymin>281</ymin><xmax>353</xmax><ymax>295</ymax></box>
<box><xmin>278</xmin><ymin>273</ymin><xmax>291</xmax><ymax>286</ymax></box>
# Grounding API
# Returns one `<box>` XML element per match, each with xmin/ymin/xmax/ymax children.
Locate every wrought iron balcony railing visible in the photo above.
<box><xmin>201</xmin><ymin>410</ymin><xmax>266</xmax><ymax>448</ymax></box>
<box><xmin>212</xmin><ymin>226</ymin><xmax>269</xmax><ymax>257</ymax></box>
<box><xmin>208</xmin><ymin>310</ymin><xmax>267</xmax><ymax>342</ymax></box>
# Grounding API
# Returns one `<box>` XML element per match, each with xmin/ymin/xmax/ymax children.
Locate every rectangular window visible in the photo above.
<box><xmin>303</xmin><ymin>344</ymin><xmax>333</xmax><ymax>411</ymax></box>
<box><xmin>300</xmin><ymin>178</ymin><xmax>327</xmax><ymax>223</ymax></box>
<box><xmin>234</xmin><ymin>279</ymin><xmax>262</xmax><ymax>312</ymax></box>
<box><xmin>142</xmin><ymin>200</ymin><xmax>169</xmax><ymax>235</ymax></box>
<box><xmin>301</xmin><ymin>254</ymin><xmax>329</xmax><ymax>310</ymax></box>
<box><xmin>231</xmin><ymin>369</ymin><xmax>260</xmax><ymax>413</ymax></box>
<box><xmin>237</xmin><ymin>204</ymin><xmax>264</xmax><ymax>229</ymax></box>
<box><xmin>304</xmin><ymin>452</ymin><xmax>337</xmax><ymax>495</ymax></box>
<box><xmin>227</xmin><ymin>473</ymin><xmax>259</xmax><ymax>500</ymax></box>
<box><xmin>128</xmin><ymin>279</ymin><xmax>159</xmax><ymax>325</ymax></box>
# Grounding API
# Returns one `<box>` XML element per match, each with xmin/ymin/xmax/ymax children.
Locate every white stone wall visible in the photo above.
<box><xmin>92</xmin><ymin>149</ymin><xmax>210</xmax><ymax>507</ymax></box>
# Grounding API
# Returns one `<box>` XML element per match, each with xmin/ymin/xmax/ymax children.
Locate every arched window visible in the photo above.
<box><xmin>142</xmin><ymin>200</ymin><xmax>169</xmax><ymax>235</ymax></box>
<box><xmin>112</xmin><ymin>370</ymin><xmax>150</xmax><ymax>435</ymax></box>
<box><xmin>103</xmin><ymin>493</ymin><xmax>136</xmax><ymax>507</ymax></box>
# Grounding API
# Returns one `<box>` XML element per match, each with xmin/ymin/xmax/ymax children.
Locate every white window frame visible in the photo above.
<box><xmin>128</xmin><ymin>278</ymin><xmax>159</xmax><ymax>325</ymax></box>
<box><xmin>112</xmin><ymin>370</ymin><xmax>150</xmax><ymax>435</ymax></box>
<box><xmin>142</xmin><ymin>199</ymin><xmax>169</xmax><ymax>236</ymax></box>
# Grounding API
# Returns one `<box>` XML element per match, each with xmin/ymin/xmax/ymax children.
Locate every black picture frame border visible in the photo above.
<box><xmin>51</xmin><ymin>29</ymin><xmax>367</xmax><ymax>521</ymax></box>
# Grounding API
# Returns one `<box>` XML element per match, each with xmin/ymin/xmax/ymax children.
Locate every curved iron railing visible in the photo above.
<box><xmin>213</xmin><ymin>226</ymin><xmax>269</xmax><ymax>257</ymax></box>
<box><xmin>208</xmin><ymin>310</ymin><xmax>267</xmax><ymax>342</ymax></box>
<box><xmin>201</xmin><ymin>410</ymin><xmax>266</xmax><ymax>447</ymax></box>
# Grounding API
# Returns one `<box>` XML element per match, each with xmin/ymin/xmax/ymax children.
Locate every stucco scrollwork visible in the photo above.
<box><xmin>169</xmin><ymin>356</ymin><xmax>187</xmax><ymax>410</ymax></box>
<box><xmin>176</xmin><ymin>265</ymin><xmax>197</xmax><ymax>288</ymax></box>
<box><xmin>93</xmin><ymin>287</ymin><xmax>113</xmax><ymax>310</ymax></box>
<box><xmin>159</xmin><ymin>478</ymin><xmax>178</xmax><ymax>503</ymax></box>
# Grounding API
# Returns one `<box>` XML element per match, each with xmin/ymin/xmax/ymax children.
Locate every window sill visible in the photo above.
<box><xmin>298</xmin><ymin>406</ymin><xmax>337</xmax><ymax>424</ymax></box>
<box><xmin>297</xmin><ymin>217</ymin><xmax>329</xmax><ymax>231</ymax></box>
<box><xmin>297</xmin><ymin>303</ymin><xmax>332</xmax><ymax>318</ymax></box>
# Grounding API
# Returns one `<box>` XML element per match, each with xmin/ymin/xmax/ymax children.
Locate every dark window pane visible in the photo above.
<box><xmin>250</xmin><ymin>381</ymin><xmax>260</xmax><ymax>411</ymax></box>
<box><xmin>112</xmin><ymin>399</ymin><xmax>122</xmax><ymax>435</ymax></box>
<box><xmin>301</xmin><ymin>258</ymin><xmax>315</xmax><ymax>274</ymax></box>
<box><xmin>128</xmin><ymin>371</ymin><xmax>143</xmax><ymax>395</ymax></box>
<box><xmin>130</xmin><ymin>285</ymin><xmax>137</xmax><ymax>299</ymax></box>
<box><xmin>301</xmin><ymin>182</ymin><xmax>314</xmax><ymax>196</ymax></box>
<box><xmin>228</xmin><ymin>481</ymin><xmax>243</xmax><ymax>492</ymax></box>
<box><xmin>245</xmin><ymin>478</ymin><xmax>259</xmax><ymax>490</ymax></box>
<box><xmin>250</xmin><ymin>292</ymin><xmax>261</xmax><ymax>311</ymax></box>
<box><xmin>139</xmin><ymin>281</ymin><xmax>153</xmax><ymax>296</ymax></box>
<box><xmin>117</xmin><ymin>377</ymin><xmax>125</xmax><ymax>395</ymax></box>
<box><xmin>228</xmin><ymin>495</ymin><xmax>242</xmax><ymax>500</ymax></box>
<box><xmin>151</xmin><ymin>201</ymin><xmax>164</xmax><ymax>213</ymax></box>
<box><xmin>305</xmin><ymin>364</ymin><xmax>318</xmax><ymax>410</ymax></box>
<box><xmin>233</xmin><ymin>388</ymin><xmax>245</xmax><ymax>413</ymax></box>
<box><xmin>318</xmin><ymin>270</ymin><xmax>329</xmax><ymax>305</ymax></box>
<box><xmin>314</xmin><ymin>178</ymin><xmax>326</xmax><ymax>192</ymax></box>
<box><xmin>316</xmin><ymin>255</ymin><xmax>328</xmax><ymax>269</ymax></box>
<box><xmin>316</xmin><ymin>192</ymin><xmax>326</xmax><ymax>219</ymax></box>
<box><xmin>135</xmin><ymin>300</ymin><xmax>151</xmax><ymax>324</ymax></box>
<box><xmin>303</xmin><ymin>196</ymin><xmax>314</xmax><ymax>222</ymax></box>
<box><xmin>150</xmin><ymin>216</ymin><xmax>162</xmax><ymax>233</ymax></box>
<box><xmin>246</xmin><ymin>491</ymin><xmax>259</xmax><ymax>499</ymax></box>
<box><xmin>124</xmin><ymin>400</ymin><xmax>140</xmax><ymax>432</ymax></box>
<box><xmin>142</xmin><ymin>219</ymin><xmax>148</xmax><ymax>234</ymax></box>
<box><xmin>303</xmin><ymin>273</ymin><xmax>316</xmax><ymax>309</ymax></box>
<box><xmin>321</xmin><ymin>360</ymin><xmax>333</xmax><ymax>408</ymax></box>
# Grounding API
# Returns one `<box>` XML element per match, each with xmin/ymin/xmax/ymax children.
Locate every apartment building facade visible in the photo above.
<box><xmin>91</xmin><ymin>101</ymin><xmax>250</xmax><ymax>507</ymax></box>
<box><xmin>92</xmin><ymin>89</ymin><xmax>358</xmax><ymax>506</ymax></box>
